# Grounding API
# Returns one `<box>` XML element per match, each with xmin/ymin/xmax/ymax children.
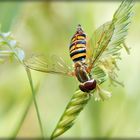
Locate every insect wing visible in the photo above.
<box><xmin>88</xmin><ymin>0</ymin><xmax>133</xmax><ymax>86</ymax></box>
<box><xmin>87</xmin><ymin>0</ymin><xmax>133</xmax><ymax>68</ymax></box>
<box><xmin>51</xmin><ymin>55</ymin><xmax>74</xmax><ymax>76</ymax></box>
<box><xmin>88</xmin><ymin>22</ymin><xmax>110</xmax><ymax>58</ymax></box>
<box><xmin>24</xmin><ymin>54</ymin><xmax>74</xmax><ymax>76</ymax></box>
<box><xmin>87</xmin><ymin>21</ymin><xmax>113</xmax><ymax>67</ymax></box>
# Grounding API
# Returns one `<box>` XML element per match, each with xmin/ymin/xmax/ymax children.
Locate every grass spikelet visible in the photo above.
<box><xmin>51</xmin><ymin>90</ymin><xmax>91</xmax><ymax>139</ymax></box>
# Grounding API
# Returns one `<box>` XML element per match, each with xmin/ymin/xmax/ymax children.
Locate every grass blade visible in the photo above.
<box><xmin>25</xmin><ymin>68</ymin><xmax>45</xmax><ymax>138</ymax></box>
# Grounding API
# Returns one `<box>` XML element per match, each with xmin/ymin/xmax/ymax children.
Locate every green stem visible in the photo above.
<box><xmin>11</xmin><ymin>68</ymin><xmax>45</xmax><ymax>139</ymax></box>
<box><xmin>0</xmin><ymin>34</ymin><xmax>44</xmax><ymax>138</ymax></box>
<box><xmin>25</xmin><ymin>68</ymin><xmax>45</xmax><ymax>138</ymax></box>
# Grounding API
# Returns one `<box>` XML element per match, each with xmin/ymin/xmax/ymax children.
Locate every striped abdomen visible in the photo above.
<box><xmin>69</xmin><ymin>25</ymin><xmax>87</xmax><ymax>63</ymax></box>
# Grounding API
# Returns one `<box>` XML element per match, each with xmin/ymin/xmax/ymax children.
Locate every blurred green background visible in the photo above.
<box><xmin>0</xmin><ymin>1</ymin><xmax>140</xmax><ymax>138</ymax></box>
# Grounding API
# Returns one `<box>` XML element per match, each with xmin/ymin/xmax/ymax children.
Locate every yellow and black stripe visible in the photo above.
<box><xmin>69</xmin><ymin>25</ymin><xmax>87</xmax><ymax>62</ymax></box>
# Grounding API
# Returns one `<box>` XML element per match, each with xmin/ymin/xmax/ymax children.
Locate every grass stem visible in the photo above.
<box><xmin>25</xmin><ymin>68</ymin><xmax>45</xmax><ymax>138</ymax></box>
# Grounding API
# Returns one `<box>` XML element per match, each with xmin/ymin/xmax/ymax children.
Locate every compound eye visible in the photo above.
<box><xmin>84</xmin><ymin>79</ymin><xmax>96</xmax><ymax>90</ymax></box>
<box><xmin>79</xmin><ymin>79</ymin><xmax>96</xmax><ymax>92</ymax></box>
<box><xmin>79</xmin><ymin>84</ymin><xmax>90</xmax><ymax>93</ymax></box>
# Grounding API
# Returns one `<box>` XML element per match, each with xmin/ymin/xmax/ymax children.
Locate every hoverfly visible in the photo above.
<box><xmin>25</xmin><ymin>23</ymin><xmax>120</xmax><ymax>93</ymax></box>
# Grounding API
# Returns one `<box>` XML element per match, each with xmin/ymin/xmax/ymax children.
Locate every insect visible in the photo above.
<box><xmin>24</xmin><ymin>0</ymin><xmax>133</xmax><ymax>138</ymax></box>
<box><xmin>69</xmin><ymin>24</ymin><xmax>96</xmax><ymax>92</ymax></box>
<box><xmin>25</xmin><ymin>22</ymin><xmax>118</xmax><ymax>93</ymax></box>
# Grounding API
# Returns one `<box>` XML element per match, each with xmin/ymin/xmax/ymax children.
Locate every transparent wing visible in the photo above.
<box><xmin>86</xmin><ymin>21</ymin><xmax>112</xmax><ymax>65</ymax></box>
<box><xmin>87</xmin><ymin>0</ymin><xmax>133</xmax><ymax>68</ymax></box>
<box><xmin>87</xmin><ymin>0</ymin><xmax>133</xmax><ymax>85</ymax></box>
<box><xmin>24</xmin><ymin>54</ymin><xmax>74</xmax><ymax>77</ymax></box>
